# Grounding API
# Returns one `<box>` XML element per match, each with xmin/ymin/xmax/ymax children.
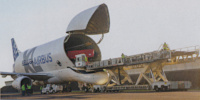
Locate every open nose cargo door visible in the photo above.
<box><xmin>66</xmin><ymin>3</ymin><xmax>110</xmax><ymax>35</ymax></box>
<box><xmin>64</xmin><ymin>3</ymin><xmax>110</xmax><ymax>63</ymax></box>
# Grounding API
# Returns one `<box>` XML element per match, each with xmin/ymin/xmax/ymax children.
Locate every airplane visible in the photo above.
<box><xmin>0</xmin><ymin>3</ymin><xmax>110</xmax><ymax>90</ymax></box>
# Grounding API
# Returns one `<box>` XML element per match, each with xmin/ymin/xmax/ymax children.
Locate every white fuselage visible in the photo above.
<box><xmin>13</xmin><ymin>36</ymin><xmax>108</xmax><ymax>85</ymax></box>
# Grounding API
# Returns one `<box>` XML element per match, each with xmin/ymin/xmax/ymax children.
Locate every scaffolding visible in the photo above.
<box><xmin>83</xmin><ymin>46</ymin><xmax>199</xmax><ymax>87</ymax></box>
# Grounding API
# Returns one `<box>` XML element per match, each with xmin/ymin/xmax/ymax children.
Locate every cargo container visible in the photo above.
<box><xmin>67</xmin><ymin>49</ymin><xmax>94</xmax><ymax>59</ymax></box>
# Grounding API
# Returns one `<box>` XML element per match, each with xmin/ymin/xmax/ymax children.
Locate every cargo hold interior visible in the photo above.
<box><xmin>64</xmin><ymin>34</ymin><xmax>101</xmax><ymax>64</ymax></box>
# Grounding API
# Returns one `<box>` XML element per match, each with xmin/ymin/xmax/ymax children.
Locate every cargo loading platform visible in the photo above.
<box><xmin>75</xmin><ymin>46</ymin><xmax>199</xmax><ymax>91</ymax></box>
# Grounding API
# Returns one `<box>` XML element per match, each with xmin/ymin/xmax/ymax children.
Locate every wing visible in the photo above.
<box><xmin>0</xmin><ymin>72</ymin><xmax>53</xmax><ymax>80</ymax></box>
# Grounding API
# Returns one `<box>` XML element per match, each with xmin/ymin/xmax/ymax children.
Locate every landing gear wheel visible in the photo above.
<box><xmin>161</xmin><ymin>86</ymin><xmax>167</xmax><ymax>92</ymax></box>
<box><xmin>165</xmin><ymin>86</ymin><xmax>168</xmax><ymax>91</ymax></box>
<box><xmin>68</xmin><ymin>88</ymin><xmax>72</xmax><ymax>92</ymax></box>
<box><xmin>84</xmin><ymin>88</ymin><xmax>88</xmax><ymax>92</ymax></box>
<box><xmin>52</xmin><ymin>90</ymin><xmax>55</xmax><ymax>93</ymax></box>
<box><xmin>155</xmin><ymin>87</ymin><xmax>159</xmax><ymax>92</ymax></box>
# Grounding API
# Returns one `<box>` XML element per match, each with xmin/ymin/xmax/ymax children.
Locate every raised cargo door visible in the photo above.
<box><xmin>66</xmin><ymin>3</ymin><xmax>110</xmax><ymax>35</ymax></box>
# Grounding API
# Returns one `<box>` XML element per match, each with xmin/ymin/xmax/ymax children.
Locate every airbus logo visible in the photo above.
<box><xmin>22</xmin><ymin>53</ymin><xmax>52</xmax><ymax>66</ymax></box>
<box><xmin>22</xmin><ymin>47</ymin><xmax>46</xmax><ymax>73</ymax></box>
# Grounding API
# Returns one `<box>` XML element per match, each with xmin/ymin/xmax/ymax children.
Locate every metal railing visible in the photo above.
<box><xmin>171</xmin><ymin>45</ymin><xmax>200</xmax><ymax>52</ymax></box>
<box><xmin>170</xmin><ymin>45</ymin><xmax>200</xmax><ymax>58</ymax></box>
<box><xmin>86</xmin><ymin>50</ymin><xmax>171</xmax><ymax>70</ymax></box>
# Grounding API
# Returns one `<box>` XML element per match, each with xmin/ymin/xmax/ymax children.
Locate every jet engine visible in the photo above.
<box><xmin>12</xmin><ymin>76</ymin><xmax>32</xmax><ymax>90</ymax></box>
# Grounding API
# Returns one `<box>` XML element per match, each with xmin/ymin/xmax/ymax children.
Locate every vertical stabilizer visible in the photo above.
<box><xmin>11</xmin><ymin>38</ymin><xmax>20</xmax><ymax>61</ymax></box>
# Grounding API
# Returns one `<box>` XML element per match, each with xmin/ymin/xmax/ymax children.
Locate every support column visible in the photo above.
<box><xmin>107</xmin><ymin>69</ymin><xmax>120</xmax><ymax>85</ymax></box>
<box><xmin>142</xmin><ymin>74</ymin><xmax>152</xmax><ymax>84</ymax></box>
<box><xmin>135</xmin><ymin>65</ymin><xmax>149</xmax><ymax>85</ymax></box>
<box><xmin>135</xmin><ymin>73</ymin><xmax>143</xmax><ymax>85</ymax></box>
<box><xmin>120</xmin><ymin>68</ymin><xmax>133</xmax><ymax>84</ymax></box>
<box><xmin>118</xmin><ymin>67</ymin><xmax>121</xmax><ymax>85</ymax></box>
<box><xmin>157</xmin><ymin>71</ymin><xmax>168</xmax><ymax>82</ymax></box>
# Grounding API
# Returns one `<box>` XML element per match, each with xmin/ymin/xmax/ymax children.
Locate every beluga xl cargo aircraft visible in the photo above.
<box><xmin>0</xmin><ymin>3</ymin><xmax>110</xmax><ymax>90</ymax></box>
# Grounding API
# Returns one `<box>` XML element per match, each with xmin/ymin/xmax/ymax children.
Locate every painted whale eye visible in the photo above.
<box><xmin>56</xmin><ymin>60</ymin><xmax>62</xmax><ymax>66</ymax></box>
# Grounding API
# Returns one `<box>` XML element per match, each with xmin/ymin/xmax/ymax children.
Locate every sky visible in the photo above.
<box><xmin>1</xmin><ymin>0</ymin><xmax>200</xmax><ymax>88</ymax></box>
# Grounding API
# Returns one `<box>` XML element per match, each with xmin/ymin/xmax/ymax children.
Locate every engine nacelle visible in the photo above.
<box><xmin>12</xmin><ymin>76</ymin><xmax>32</xmax><ymax>90</ymax></box>
<box><xmin>32</xmin><ymin>80</ymin><xmax>45</xmax><ymax>86</ymax></box>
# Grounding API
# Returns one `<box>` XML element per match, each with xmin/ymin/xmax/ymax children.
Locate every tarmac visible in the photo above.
<box><xmin>1</xmin><ymin>91</ymin><xmax>200</xmax><ymax>100</ymax></box>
